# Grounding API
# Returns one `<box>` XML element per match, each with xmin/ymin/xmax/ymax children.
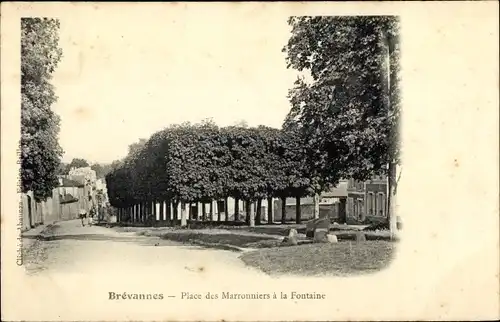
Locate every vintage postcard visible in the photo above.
<box><xmin>1</xmin><ymin>1</ymin><xmax>499</xmax><ymax>321</ymax></box>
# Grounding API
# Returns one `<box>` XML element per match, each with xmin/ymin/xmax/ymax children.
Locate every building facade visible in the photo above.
<box><xmin>346</xmin><ymin>175</ymin><xmax>388</xmax><ymax>222</ymax></box>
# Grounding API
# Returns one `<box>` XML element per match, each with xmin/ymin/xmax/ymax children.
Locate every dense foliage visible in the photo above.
<box><xmin>282</xmin><ymin>16</ymin><xmax>401</xmax><ymax>229</ymax></box>
<box><xmin>283</xmin><ymin>16</ymin><xmax>400</xmax><ymax>182</ymax></box>
<box><xmin>105</xmin><ymin>122</ymin><xmax>312</xmax><ymax>222</ymax></box>
<box><xmin>106</xmin><ymin>16</ymin><xmax>401</xmax><ymax>229</ymax></box>
<box><xmin>21</xmin><ymin>18</ymin><xmax>64</xmax><ymax>201</ymax></box>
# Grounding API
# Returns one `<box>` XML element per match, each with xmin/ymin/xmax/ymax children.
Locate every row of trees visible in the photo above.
<box><xmin>106</xmin><ymin>16</ymin><xmax>401</xmax><ymax>232</ymax></box>
<box><xmin>106</xmin><ymin>121</ymin><xmax>327</xmax><ymax>226</ymax></box>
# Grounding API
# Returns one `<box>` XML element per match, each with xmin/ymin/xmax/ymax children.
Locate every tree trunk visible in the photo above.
<box><xmin>295</xmin><ymin>196</ymin><xmax>302</xmax><ymax>224</ymax></box>
<box><xmin>313</xmin><ymin>192</ymin><xmax>320</xmax><ymax>219</ymax></box>
<box><xmin>152</xmin><ymin>201</ymin><xmax>157</xmax><ymax>223</ymax></box>
<box><xmin>255</xmin><ymin>199</ymin><xmax>262</xmax><ymax>225</ymax></box>
<box><xmin>249</xmin><ymin>201</ymin><xmax>255</xmax><ymax>227</ymax></box>
<box><xmin>189</xmin><ymin>203</ymin><xmax>194</xmax><ymax>221</ymax></box>
<box><xmin>166</xmin><ymin>200</ymin><xmax>171</xmax><ymax>224</ymax></box>
<box><xmin>159</xmin><ymin>200</ymin><xmax>164</xmax><ymax>222</ymax></box>
<box><xmin>173</xmin><ymin>201</ymin><xmax>179</xmax><ymax>225</ymax></box>
<box><xmin>245</xmin><ymin>200</ymin><xmax>251</xmax><ymax>225</ymax></box>
<box><xmin>180</xmin><ymin>202</ymin><xmax>188</xmax><ymax>227</ymax></box>
<box><xmin>234</xmin><ymin>197</ymin><xmax>240</xmax><ymax>222</ymax></box>
<box><xmin>339</xmin><ymin>198</ymin><xmax>347</xmax><ymax>224</ymax></box>
<box><xmin>267</xmin><ymin>197</ymin><xmax>273</xmax><ymax>224</ymax></box>
<box><xmin>209</xmin><ymin>201</ymin><xmax>214</xmax><ymax>222</ymax></box>
<box><xmin>281</xmin><ymin>197</ymin><xmax>286</xmax><ymax>224</ymax></box>
<box><xmin>196</xmin><ymin>202</ymin><xmax>207</xmax><ymax>221</ymax></box>
<box><xmin>224</xmin><ymin>197</ymin><xmax>229</xmax><ymax>222</ymax></box>
<box><xmin>384</xmin><ymin>28</ymin><xmax>399</xmax><ymax>240</ymax></box>
<box><xmin>218</xmin><ymin>200</ymin><xmax>223</xmax><ymax>222</ymax></box>
<box><xmin>387</xmin><ymin>162</ymin><xmax>398</xmax><ymax>239</ymax></box>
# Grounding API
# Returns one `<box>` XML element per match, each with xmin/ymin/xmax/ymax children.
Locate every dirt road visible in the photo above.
<box><xmin>14</xmin><ymin>220</ymin><xmax>271</xmax><ymax>321</ymax></box>
<box><xmin>23</xmin><ymin>220</ymin><xmax>265</xmax><ymax>276</ymax></box>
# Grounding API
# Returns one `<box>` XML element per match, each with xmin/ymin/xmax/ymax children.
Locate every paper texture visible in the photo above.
<box><xmin>1</xmin><ymin>2</ymin><xmax>499</xmax><ymax>321</ymax></box>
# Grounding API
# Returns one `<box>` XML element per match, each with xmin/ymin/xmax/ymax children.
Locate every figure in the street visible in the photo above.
<box><xmin>88</xmin><ymin>206</ymin><xmax>96</xmax><ymax>226</ymax></box>
<box><xmin>78</xmin><ymin>207</ymin><xmax>87</xmax><ymax>227</ymax></box>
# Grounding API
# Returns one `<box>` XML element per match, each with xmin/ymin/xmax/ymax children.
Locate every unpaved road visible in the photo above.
<box><xmin>22</xmin><ymin>220</ymin><xmax>264</xmax><ymax>276</ymax></box>
<box><xmin>8</xmin><ymin>220</ymin><xmax>272</xmax><ymax>321</ymax></box>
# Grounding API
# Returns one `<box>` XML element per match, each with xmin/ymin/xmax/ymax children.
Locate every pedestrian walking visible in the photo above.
<box><xmin>89</xmin><ymin>206</ymin><xmax>96</xmax><ymax>226</ymax></box>
<box><xmin>78</xmin><ymin>207</ymin><xmax>87</xmax><ymax>227</ymax></box>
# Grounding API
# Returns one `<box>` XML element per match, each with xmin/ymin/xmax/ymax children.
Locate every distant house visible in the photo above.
<box><xmin>346</xmin><ymin>175</ymin><xmax>388</xmax><ymax>222</ymax></box>
<box><xmin>95</xmin><ymin>178</ymin><xmax>109</xmax><ymax>204</ymax></box>
<box><xmin>272</xmin><ymin>180</ymin><xmax>349</xmax><ymax>222</ymax></box>
<box><xmin>57</xmin><ymin>175</ymin><xmax>96</xmax><ymax>217</ymax></box>
<box><xmin>275</xmin><ymin>176</ymin><xmax>391</xmax><ymax>223</ymax></box>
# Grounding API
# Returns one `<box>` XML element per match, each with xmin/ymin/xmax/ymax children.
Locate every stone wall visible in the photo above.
<box><xmin>20</xmin><ymin>187</ymin><xmax>79</xmax><ymax>232</ymax></box>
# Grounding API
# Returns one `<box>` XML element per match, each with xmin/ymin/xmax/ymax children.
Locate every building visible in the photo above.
<box><xmin>67</xmin><ymin>167</ymin><xmax>98</xmax><ymax>211</ymax></box>
<box><xmin>273</xmin><ymin>180</ymin><xmax>349</xmax><ymax>222</ymax></box>
<box><xmin>346</xmin><ymin>175</ymin><xmax>388</xmax><ymax>222</ymax></box>
<box><xmin>57</xmin><ymin>177</ymin><xmax>86</xmax><ymax>220</ymax></box>
<box><xmin>68</xmin><ymin>166</ymin><xmax>97</xmax><ymax>185</ymax></box>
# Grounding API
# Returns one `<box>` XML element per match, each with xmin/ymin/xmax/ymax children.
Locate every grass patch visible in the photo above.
<box><xmin>240</xmin><ymin>241</ymin><xmax>396</xmax><ymax>277</ymax></box>
<box><xmin>159</xmin><ymin>231</ymin><xmax>278</xmax><ymax>248</ymax></box>
<box><xmin>335</xmin><ymin>230</ymin><xmax>397</xmax><ymax>241</ymax></box>
<box><xmin>221</xmin><ymin>223</ymin><xmax>367</xmax><ymax>236</ymax></box>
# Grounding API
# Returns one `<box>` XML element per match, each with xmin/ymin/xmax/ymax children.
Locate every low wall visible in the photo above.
<box><xmin>273</xmin><ymin>200</ymin><xmax>341</xmax><ymax>222</ymax></box>
<box><xmin>20</xmin><ymin>188</ymin><xmax>79</xmax><ymax>232</ymax></box>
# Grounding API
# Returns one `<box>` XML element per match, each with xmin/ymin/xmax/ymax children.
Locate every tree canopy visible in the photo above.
<box><xmin>105</xmin><ymin>122</ymin><xmax>311</xmax><ymax>212</ymax></box>
<box><xmin>21</xmin><ymin>18</ymin><xmax>64</xmax><ymax>202</ymax></box>
<box><xmin>106</xmin><ymin>16</ymin><xmax>401</xmax><ymax>229</ymax></box>
<box><xmin>282</xmin><ymin>16</ymin><xmax>401</xmax><ymax>183</ymax></box>
<box><xmin>67</xmin><ymin>158</ymin><xmax>90</xmax><ymax>170</ymax></box>
<box><xmin>283</xmin><ymin>16</ymin><xmax>401</xmax><ymax>232</ymax></box>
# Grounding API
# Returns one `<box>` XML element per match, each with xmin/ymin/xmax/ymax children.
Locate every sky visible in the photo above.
<box><xmin>51</xmin><ymin>5</ymin><xmax>299</xmax><ymax>164</ymax></box>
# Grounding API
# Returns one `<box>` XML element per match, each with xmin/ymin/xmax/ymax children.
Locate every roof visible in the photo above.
<box><xmin>59</xmin><ymin>177</ymin><xmax>85</xmax><ymax>187</ymax></box>
<box><xmin>322</xmin><ymin>186</ymin><xmax>348</xmax><ymax>198</ymax></box>
<box><xmin>321</xmin><ymin>181</ymin><xmax>348</xmax><ymax>198</ymax></box>
<box><xmin>60</xmin><ymin>193</ymin><xmax>79</xmax><ymax>204</ymax></box>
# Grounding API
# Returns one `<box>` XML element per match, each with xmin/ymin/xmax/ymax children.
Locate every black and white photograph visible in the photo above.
<box><xmin>2</xmin><ymin>2</ymin><xmax>499</xmax><ymax>321</ymax></box>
